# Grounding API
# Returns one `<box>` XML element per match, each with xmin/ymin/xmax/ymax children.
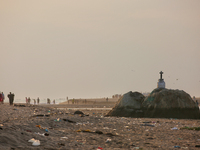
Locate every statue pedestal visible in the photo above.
<box><xmin>157</xmin><ymin>79</ymin><xmax>165</xmax><ymax>88</ymax></box>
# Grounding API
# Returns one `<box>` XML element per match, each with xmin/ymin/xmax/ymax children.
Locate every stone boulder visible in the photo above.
<box><xmin>106</xmin><ymin>91</ymin><xmax>145</xmax><ymax>117</ymax></box>
<box><xmin>142</xmin><ymin>88</ymin><xmax>200</xmax><ymax>119</ymax></box>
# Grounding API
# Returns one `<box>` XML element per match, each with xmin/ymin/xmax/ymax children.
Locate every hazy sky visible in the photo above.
<box><xmin>1</xmin><ymin>0</ymin><xmax>200</xmax><ymax>100</ymax></box>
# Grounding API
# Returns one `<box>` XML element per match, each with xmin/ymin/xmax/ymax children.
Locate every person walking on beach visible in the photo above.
<box><xmin>0</xmin><ymin>92</ymin><xmax>2</xmax><ymax>104</ymax></box>
<box><xmin>25</xmin><ymin>97</ymin><xmax>28</xmax><ymax>104</ymax></box>
<box><xmin>7</xmin><ymin>92</ymin><xmax>15</xmax><ymax>105</ymax></box>
<box><xmin>2</xmin><ymin>92</ymin><xmax>5</xmax><ymax>104</ymax></box>
<box><xmin>28</xmin><ymin>97</ymin><xmax>31</xmax><ymax>104</ymax></box>
<box><xmin>33</xmin><ymin>99</ymin><xmax>36</xmax><ymax>105</ymax></box>
<box><xmin>37</xmin><ymin>97</ymin><xmax>40</xmax><ymax>104</ymax></box>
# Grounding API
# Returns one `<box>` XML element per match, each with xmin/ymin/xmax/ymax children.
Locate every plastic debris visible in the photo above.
<box><xmin>141</xmin><ymin>124</ymin><xmax>155</xmax><ymax>127</ymax></box>
<box><xmin>60</xmin><ymin>137</ymin><xmax>68</xmax><ymax>140</ymax></box>
<box><xmin>174</xmin><ymin>145</ymin><xmax>180</xmax><ymax>148</ymax></box>
<box><xmin>181</xmin><ymin>126</ymin><xmax>200</xmax><ymax>131</ymax></box>
<box><xmin>28</xmin><ymin>138</ymin><xmax>35</xmax><ymax>142</ymax></box>
<box><xmin>54</xmin><ymin>118</ymin><xmax>61</xmax><ymax>122</ymax></box>
<box><xmin>63</xmin><ymin>118</ymin><xmax>76</xmax><ymax>123</ymax></box>
<box><xmin>106</xmin><ymin>138</ymin><xmax>112</xmax><ymax>143</ymax></box>
<box><xmin>28</xmin><ymin>138</ymin><xmax>40</xmax><ymax>146</ymax></box>
<box><xmin>95</xmin><ymin>130</ymin><xmax>103</xmax><ymax>134</ymax></box>
<box><xmin>35</xmin><ymin>132</ymin><xmax>45</xmax><ymax>136</ymax></box>
<box><xmin>45</xmin><ymin>129</ymin><xmax>48</xmax><ymax>132</ymax></box>
<box><xmin>74</xmin><ymin>110</ymin><xmax>84</xmax><ymax>115</ymax></box>
<box><xmin>171</xmin><ymin>127</ymin><xmax>178</xmax><ymax>130</ymax></box>
<box><xmin>32</xmin><ymin>140</ymin><xmax>40</xmax><ymax>146</ymax></box>
<box><xmin>97</xmin><ymin>147</ymin><xmax>103</xmax><ymax>150</ymax></box>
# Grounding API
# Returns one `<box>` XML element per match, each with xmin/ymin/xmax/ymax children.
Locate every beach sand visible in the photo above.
<box><xmin>1</xmin><ymin>102</ymin><xmax>200</xmax><ymax>150</ymax></box>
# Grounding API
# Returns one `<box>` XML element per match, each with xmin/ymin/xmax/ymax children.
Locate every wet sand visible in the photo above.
<box><xmin>1</xmin><ymin>102</ymin><xmax>200</xmax><ymax>149</ymax></box>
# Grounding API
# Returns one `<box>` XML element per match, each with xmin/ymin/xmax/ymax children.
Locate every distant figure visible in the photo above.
<box><xmin>106</xmin><ymin>97</ymin><xmax>108</xmax><ymax>102</ymax></box>
<box><xmin>196</xmin><ymin>100</ymin><xmax>199</xmax><ymax>106</ymax></box>
<box><xmin>28</xmin><ymin>97</ymin><xmax>31</xmax><ymax>104</ymax></box>
<box><xmin>2</xmin><ymin>92</ymin><xmax>4</xmax><ymax>104</ymax></box>
<box><xmin>25</xmin><ymin>97</ymin><xmax>28</xmax><ymax>104</ymax></box>
<box><xmin>37</xmin><ymin>97</ymin><xmax>40</xmax><ymax>104</ymax></box>
<box><xmin>53</xmin><ymin>99</ymin><xmax>55</xmax><ymax>104</ymax></box>
<box><xmin>33</xmin><ymin>99</ymin><xmax>36</xmax><ymax>105</ymax></box>
<box><xmin>85</xmin><ymin>99</ymin><xmax>86</xmax><ymax>104</ymax></box>
<box><xmin>7</xmin><ymin>92</ymin><xmax>15</xmax><ymax>105</ymax></box>
<box><xmin>67</xmin><ymin>97</ymin><xmax>68</xmax><ymax>100</ymax></box>
<box><xmin>72</xmin><ymin>98</ymin><xmax>74</xmax><ymax>104</ymax></box>
<box><xmin>0</xmin><ymin>92</ymin><xmax>2</xmax><ymax>104</ymax></box>
<box><xmin>47</xmin><ymin>98</ymin><xmax>51</xmax><ymax>104</ymax></box>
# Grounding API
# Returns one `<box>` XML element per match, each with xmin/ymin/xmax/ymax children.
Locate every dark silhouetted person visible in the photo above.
<box><xmin>8</xmin><ymin>92</ymin><xmax>15</xmax><ymax>105</ymax></box>
<box><xmin>37</xmin><ymin>97</ymin><xmax>40</xmax><ymax>104</ymax></box>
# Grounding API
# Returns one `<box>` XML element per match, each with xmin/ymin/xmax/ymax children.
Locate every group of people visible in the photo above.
<box><xmin>25</xmin><ymin>97</ymin><xmax>40</xmax><ymax>105</ymax></box>
<box><xmin>0</xmin><ymin>92</ymin><xmax>15</xmax><ymax>105</ymax></box>
<box><xmin>47</xmin><ymin>98</ymin><xmax>55</xmax><ymax>104</ymax></box>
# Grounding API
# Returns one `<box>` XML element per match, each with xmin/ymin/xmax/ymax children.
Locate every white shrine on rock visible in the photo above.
<box><xmin>157</xmin><ymin>71</ymin><xmax>165</xmax><ymax>88</ymax></box>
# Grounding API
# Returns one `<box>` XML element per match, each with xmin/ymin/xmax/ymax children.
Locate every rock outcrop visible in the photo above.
<box><xmin>106</xmin><ymin>91</ymin><xmax>145</xmax><ymax>117</ymax></box>
<box><xmin>142</xmin><ymin>88</ymin><xmax>200</xmax><ymax>119</ymax></box>
<box><xmin>106</xmin><ymin>88</ymin><xmax>200</xmax><ymax>119</ymax></box>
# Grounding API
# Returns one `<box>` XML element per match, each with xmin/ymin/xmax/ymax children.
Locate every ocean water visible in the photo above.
<box><xmin>8</xmin><ymin>98</ymin><xmax>67</xmax><ymax>104</ymax></box>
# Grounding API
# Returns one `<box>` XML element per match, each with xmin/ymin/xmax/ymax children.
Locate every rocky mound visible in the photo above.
<box><xmin>142</xmin><ymin>88</ymin><xmax>200</xmax><ymax>119</ymax></box>
<box><xmin>106</xmin><ymin>91</ymin><xmax>145</xmax><ymax>117</ymax></box>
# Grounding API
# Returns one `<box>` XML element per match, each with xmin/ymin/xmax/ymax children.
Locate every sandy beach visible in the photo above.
<box><xmin>1</xmin><ymin>102</ymin><xmax>200</xmax><ymax>150</ymax></box>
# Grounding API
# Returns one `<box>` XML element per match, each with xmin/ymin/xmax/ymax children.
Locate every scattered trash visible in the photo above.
<box><xmin>174</xmin><ymin>145</ymin><xmax>180</xmax><ymax>148</ymax></box>
<box><xmin>33</xmin><ymin>114</ymin><xmax>50</xmax><ymax>117</ymax></box>
<box><xmin>106</xmin><ymin>138</ymin><xmax>112</xmax><ymax>143</ymax></box>
<box><xmin>35</xmin><ymin>132</ymin><xmax>45</xmax><ymax>136</ymax></box>
<box><xmin>76</xmin><ymin>129</ymin><xmax>91</xmax><ymax>133</ymax></box>
<box><xmin>0</xmin><ymin>127</ymin><xmax>3</xmax><ymax>130</ymax></box>
<box><xmin>14</xmin><ymin>104</ymin><xmax>26</xmax><ymax>107</ymax></box>
<box><xmin>103</xmin><ymin>127</ymin><xmax>109</xmax><ymax>129</ymax></box>
<box><xmin>97</xmin><ymin>147</ymin><xmax>103</xmax><ymax>150</ymax></box>
<box><xmin>44</xmin><ymin>133</ymin><xmax>49</xmax><ymax>136</ymax></box>
<box><xmin>26</xmin><ymin>130</ymin><xmax>32</xmax><ymax>132</ymax></box>
<box><xmin>36</xmin><ymin>125</ymin><xmax>42</xmax><ymax>129</ymax></box>
<box><xmin>141</xmin><ymin>124</ymin><xmax>155</xmax><ymax>127</ymax></box>
<box><xmin>63</xmin><ymin>118</ymin><xmax>76</xmax><ymax>123</ymax></box>
<box><xmin>195</xmin><ymin>145</ymin><xmax>200</xmax><ymax>147</ymax></box>
<box><xmin>28</xmin><ymin>138</ymin><xmax>40</xmax><ymax>146</ymax></box>
<box><xmin>180</xmin><ymin>126</ymin><xmax>200</xmax><ymax>131</ymax></box>
<box><xmin>95</xmin><ymin>130</ymin><xmax>103</xmax><ymax>134</ymax></box>
<box><xmin>60</xmin><ymin>137</ymin><xmax>68</xmax><ymax>140</ymax></box>
<box><xmin>106</xmin><ymin>133</ymin><xmax>116</xmax><ymax>136</ymax></box>
<box><xmin>54</xmin><ymin>118</ymin><xmax>61</xmax><ymax>122</ymax></box>
<box><xmin>45</xmin><ymin>129</ymin><xmax>48</xmax><ymax>132</ymax></box>
<box><xmin>28</xmin><ymin>138</ymin><xmax>35</xmax><ymax>142</ymax></box>
<box><xmin>143</xmin><ymin>121</ymin><xmax>151</xmax><ymax>123</ymax></box>
<box><xmin>171</xmin><ymin>127</ymin><xmax>178</xmax><ymax>130</ymax></box>
<box><xmin>74</xmin><ymin>110</ymin><xmax>84</xmax><ymax>115</ymax></box>
<box><xmin>58</xmin><ymin>143</ymin><xmax>65</xmax><ymax>146</ymax></box>
<box><xmin>0</xmin><ymin>124</ymin><xmax>3</xmax><ymax>126</ymax></box>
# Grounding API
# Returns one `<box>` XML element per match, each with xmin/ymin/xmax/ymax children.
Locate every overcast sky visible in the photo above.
<box><xmin>0</xmin><ymin>0</ymin><xmax>200</xmax><ymax>100</ymax></box>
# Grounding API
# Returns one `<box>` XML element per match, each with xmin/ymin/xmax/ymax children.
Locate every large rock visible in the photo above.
<box><xmin>142</xmin><ymin>88</ymin><xmax>200</xmax><ymax>119</ymax></box>
<box><xmin>106</xmin><ymin>91</ymin><xmax>145</xmax><ymax>117</ymax></box>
